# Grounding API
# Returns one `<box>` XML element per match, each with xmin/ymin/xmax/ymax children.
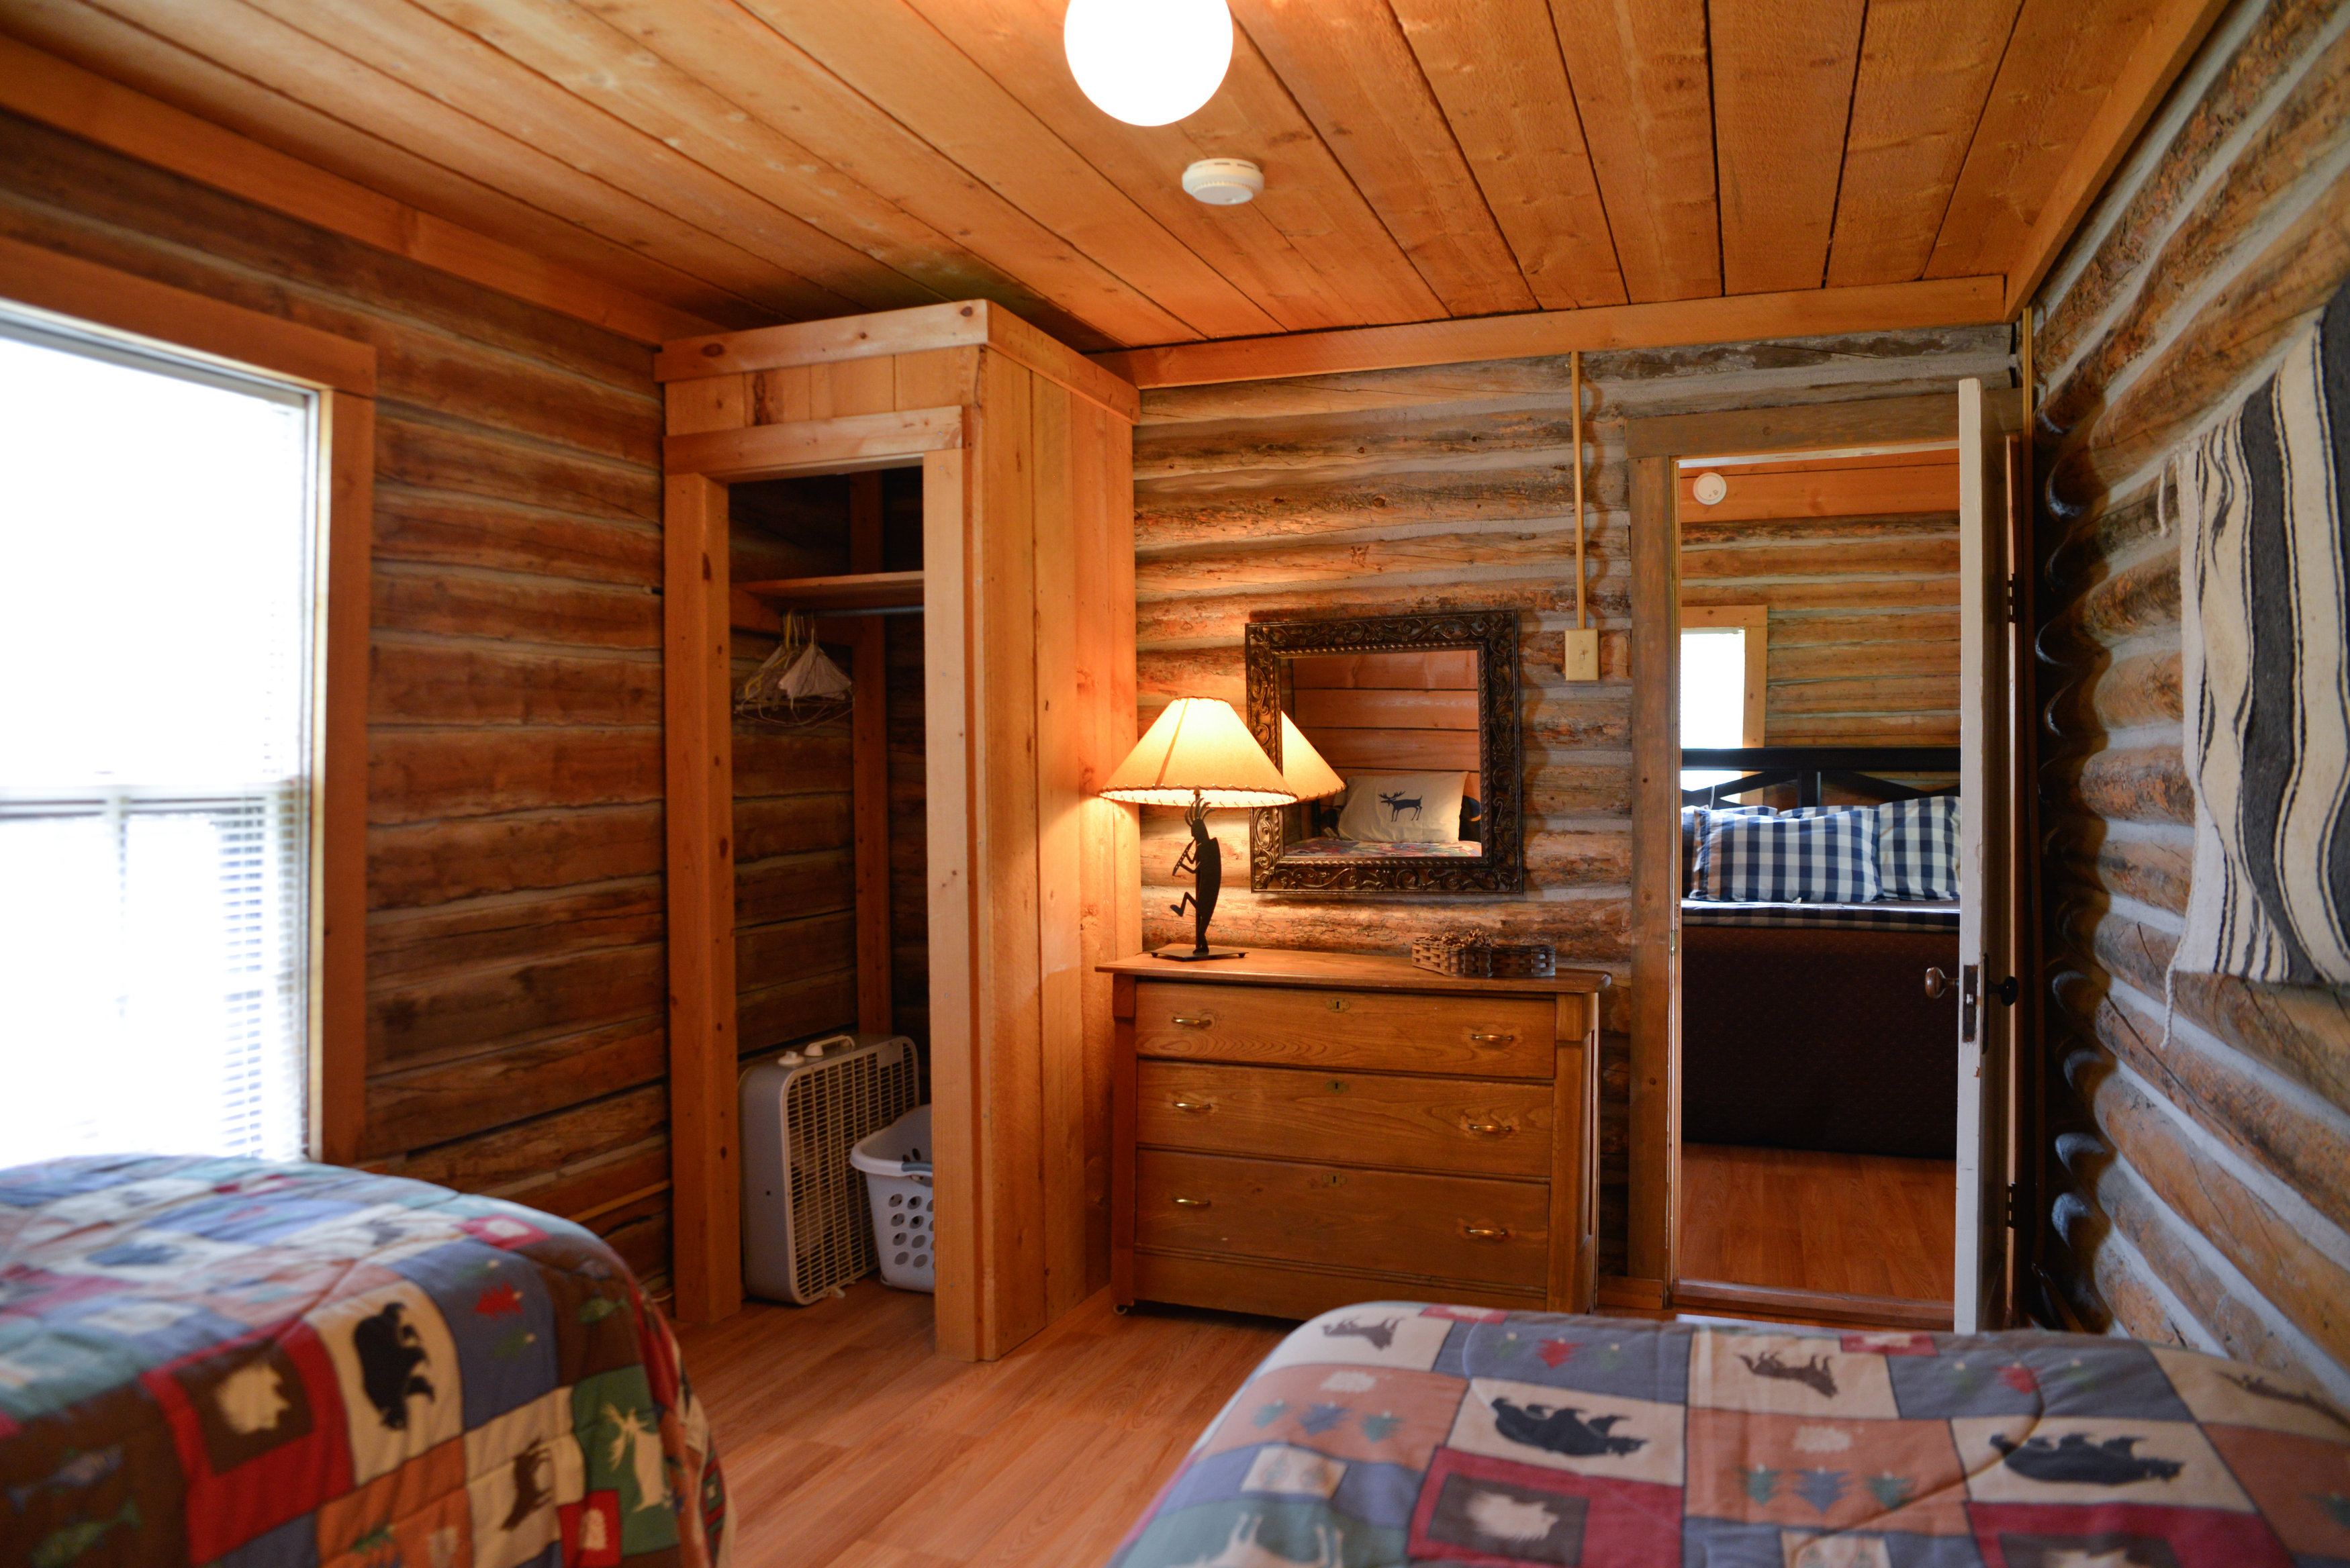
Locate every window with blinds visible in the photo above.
<box><xmin>0</xmin><ymin>313</ymin><xmax>319</xmax><ymax>1165</ymax></box>
<box><xmin>1681</xmin><ymin>626</ymin><xmax>1749</xmax><ymax>793</ymax></box>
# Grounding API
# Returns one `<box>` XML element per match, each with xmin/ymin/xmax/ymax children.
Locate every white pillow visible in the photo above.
<box><xmin>1335</xmin><ymin>772</ymin><xmax>1468</xmax><ymax>844</ymax></box>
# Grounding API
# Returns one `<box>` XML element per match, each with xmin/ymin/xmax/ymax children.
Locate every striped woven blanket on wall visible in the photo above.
<box><xmin>2175</xmin><ymin>278</ymin><xmax>2350</xmax><ymax>985</ymax></box>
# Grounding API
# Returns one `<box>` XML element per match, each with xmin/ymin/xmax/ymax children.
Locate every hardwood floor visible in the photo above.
<box><xmin>675</xmin><ymin>1282</ymin><xmax>1289</xmax><ymax>1568</ymax></box>
<box><xmin>1677</xmin><ymin>1143</ymin><xmax>1956</xmax><ymax>1303</ymax></box>
<box><xmin>676</xmin><ymin>1155</ymin><xmax>1953</xmax><ymax>1565</ymax></box>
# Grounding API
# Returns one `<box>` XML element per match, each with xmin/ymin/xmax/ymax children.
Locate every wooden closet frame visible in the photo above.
<box><xmin>658</xmin><ymin>303</ymin><xmax>1141</xmax><ymax>1357</ymax></box>
<box><xmin>1616</xmin><ymin>389</ymin><xmax>2030</xmax><ymax>1318</ymax></box>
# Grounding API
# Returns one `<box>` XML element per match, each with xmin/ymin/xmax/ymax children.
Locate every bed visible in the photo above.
<box><xmin>0</xmin><ymin>1153</ymin><xmax>726</xmax><ymax>1568</ymax></box>
<box><xmin>1110</xmin><ymin>1303</ymin><xmax>2350</xmax><ymax>1568</ymax></box>
<box><xmin>1679</xmin><ymin>749</ymin><xmax>1962</xmax><ymax>1161</ymax></box>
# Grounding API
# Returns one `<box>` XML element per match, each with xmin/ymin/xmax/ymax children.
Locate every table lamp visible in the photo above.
<box><xmin>1099</xmin><ymin>697</ymin><xmax>1295</xmax><ymax>960</ymax></box>
<box><xmin>1276</xmin><ymin>713</ymin><xmax>1348</xmax><ymax>816</ymax></box>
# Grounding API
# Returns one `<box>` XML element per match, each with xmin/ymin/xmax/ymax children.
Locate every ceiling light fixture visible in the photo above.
<box><xmin>1064</xmin><ymin>0</ymin><xmax>1233</xmax><ymax>127</ymax></box>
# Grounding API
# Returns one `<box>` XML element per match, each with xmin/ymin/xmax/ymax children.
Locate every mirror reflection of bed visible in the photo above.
<box><xmin>1674</xmin><ymin>444</ymin><xmax>1965</xmax><ymax>1323</ymax></box>
<box><xmin>1285</xmin><ymin>648</ymin><xmax>1485</xmax><ymax>860</ymax></box>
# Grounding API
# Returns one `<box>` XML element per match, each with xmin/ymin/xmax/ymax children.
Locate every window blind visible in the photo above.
<box><xmin>1681</xmin><ymin>626</ymin><xmax>1748</xmax><ymax>793</ymax></box>
<box><xmin>0</xmin><ymin>314</ymin><xmax>317</xmax><ymax>1165</ymax></box>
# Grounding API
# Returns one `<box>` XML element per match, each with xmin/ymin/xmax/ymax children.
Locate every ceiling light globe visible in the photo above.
<box><xmin>1064</xmin><ymin>0</ymin><xmax>1234</xmax><ymax>127</ymax></box>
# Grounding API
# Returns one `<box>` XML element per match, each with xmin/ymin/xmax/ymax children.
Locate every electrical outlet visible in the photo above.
<box><xmin>1562</xmin><ymin>627</ymin><xmax>1600</xmax><ymax>682</ymax></box>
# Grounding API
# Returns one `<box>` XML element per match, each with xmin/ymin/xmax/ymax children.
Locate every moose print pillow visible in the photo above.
<box><xmin>1335</xmin><ymin>771</ymin><xmax>1469</xmax><ymax>844</ymax></box>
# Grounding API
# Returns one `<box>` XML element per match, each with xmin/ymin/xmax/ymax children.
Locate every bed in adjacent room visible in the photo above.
<box><xmin>1110</xmin><ymin>1303</ymin><xmax>2350</xmax><ymax>1567</ymax></box>
<box><xmin>1679</xmin><ymin>750</ymin><xmax>1963</xmax><ymax>1161</ymax></box>
<box><xmin>0</xmin><ymin>1155</ymin><xmax>726</xmax><ymax>1568</ymax></box>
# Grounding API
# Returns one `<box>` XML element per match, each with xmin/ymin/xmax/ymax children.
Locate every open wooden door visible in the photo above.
<box><xmin>1953</xmin><ymin>378</ymin><xmax>2020</xmax><ymax>1332</ymax></box>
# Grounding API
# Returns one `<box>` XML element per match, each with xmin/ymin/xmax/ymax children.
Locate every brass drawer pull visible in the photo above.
<box><xmin>1468</xmin><ymin>1032</ymin><xmax>1515</xmax><ymax>1043</ymax></box>
<box><xmin>1463</xmin><ymin>1225</ymin><xmax>1511</xmax><ymax>1241</ymax></box>
<box><xmin>1464</xmin><ymin>1121</ymin><xmax>1511</xmax><ymax>1137</ymax></box>
<box><xmin>1170</xmin><ymin>1014</ymin><xmax>1213</xmax><ymax>1028</ymax></box>
<box><xmin>1172</xmin><ymin>1099</ymin><xmax>1213</xmax><ymax>1114</ymax></box>
<box><xmin>1172</xmin><ymin>1196</ymin><xmax>1211</xmax><ymax>1209</ymax></box>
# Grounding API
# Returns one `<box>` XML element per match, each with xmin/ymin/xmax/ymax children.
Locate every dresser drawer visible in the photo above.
<box><xmin>1136</xmin><ymin>1061</ymin><xmax>1552</xmax><ymax>1178</ymax></box>
<box><xmin>1133</xmin><ymin>981</ymin><xmax>1555</xmax><ymax>1079</ymax></box>
<box><xmin>1135</xmin><ymin>1149</ymin><xmax>1549</xmax><ymax>1290</ymax></box>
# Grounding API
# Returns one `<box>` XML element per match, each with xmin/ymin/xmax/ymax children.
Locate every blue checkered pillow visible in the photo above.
<box><xmin>1681</xmin><ymin>804</ymin><xmax>1773</xmax><ymax>893</ymax></box>
<box><xmin>1693</xmin><ymin>809</ymin><xmax>1881</xmax><ymax>902</ymax></box>
<box><xmin>1872</xmin><ymin>795</ymin><xmax>1959</xmax><ymax>900</ymax></box>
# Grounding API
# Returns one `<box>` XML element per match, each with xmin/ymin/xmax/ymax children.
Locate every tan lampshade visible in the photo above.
<box><xmin>1277</xmin><ymin>714</ymin><xmax>1348</xmax><ymax>801</ymax></box>
<box><xmin>1099</xmin><ymin>697</ymin><xmax>1296</xmax><ymax>808</ymax></box>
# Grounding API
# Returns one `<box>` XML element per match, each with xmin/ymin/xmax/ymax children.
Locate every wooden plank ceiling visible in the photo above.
<box><xmin>0</xmin><ymin>0</ymin><xmax>2196</xmax><ymax>351</ymax></box>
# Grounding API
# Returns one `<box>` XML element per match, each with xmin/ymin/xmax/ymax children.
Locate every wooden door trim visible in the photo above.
<box><xmin>1623</xmin><ymin>389</ymin><xmax>2018</xmax><ymax>1310</ymax></box>
<box><xmin>662</xmin><ymin>405</ymin><xmax>963</xmax><ymax>481</ymax></box>
<box><xmin>662</xmin><ymin>470</ymin><xmax>739</xmax><ymax>1324</ymax></box>
<box><xmin>656</xmin><ymin>300</ymin><xmax>1141</xmax><ymax>426</ymax></box>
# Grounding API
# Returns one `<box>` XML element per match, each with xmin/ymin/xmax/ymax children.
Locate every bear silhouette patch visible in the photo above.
<box><xmin>351</xmin><ymin>1300</ymin><xmax>435</xmax><ymax>1430</ymax></box>
<box><xmin>1989</xmin><ymin>1432</ymin><xmax>2183</xmax><ymax>1485</ymax></box>
<box><xmin>1491</xmin><ymin>1398</ymin><xmax>1646</xmax><ymax>1457</ymax></box>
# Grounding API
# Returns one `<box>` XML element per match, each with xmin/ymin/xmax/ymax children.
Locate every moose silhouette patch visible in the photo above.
<box><xmin>351</xmin><ymin>1300</ymin><xmax>434</xmax><ymax>1430</ymax></box>
<box><xmin>1736</xmin><ymin>1349</ymin><xmax>1839</xmax><ymax>1398</ymax></box>
<box><xmin>1490</xmin><ymin>1398</ymin><xmax>1646</xmax><ymax>1457</ymax></box>
<box><xmin>1378</xmin><ymin>791</ymin><xmax>1424</xmax><ymax>824</ymax></box>
<box><xmin>1321</xmin><ymin>1316</ymin><xmax>1399</xmax><ymax>1352</ymax></box>
<box><xmin>1989</xmin><ymin>1432</ymin><xmax>2184</xmax><ymax>1485</ymax></box>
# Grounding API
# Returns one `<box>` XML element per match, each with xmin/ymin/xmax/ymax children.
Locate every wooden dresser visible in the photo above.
<box><xmin>1103</xmin><ymin>948</ymin><xmax>1608</xmax><ymax>1321</ymax></box>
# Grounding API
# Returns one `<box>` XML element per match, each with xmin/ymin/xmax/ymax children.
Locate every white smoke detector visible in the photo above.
<box><xmin>1692</xmin><ymin>471</ymin><xmax>1730</xmax><ymax>506</ymax></box>
<box><xmin>1182</xmin><ymin>158</ymin><xmax>1264</xmax><ymax>205</ymax></box>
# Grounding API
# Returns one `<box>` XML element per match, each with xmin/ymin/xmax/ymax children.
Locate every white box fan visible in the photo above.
<box><xmin>739</xmin><ymin>1031</ymin><xmax>920</xmax><ymax>1304</ymax></box>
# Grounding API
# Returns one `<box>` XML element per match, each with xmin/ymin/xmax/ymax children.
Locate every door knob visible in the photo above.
<box><xmin>1924</xmin><ymin>967</ymin><xmax>1949</xmax><ymax>999</ymax></box>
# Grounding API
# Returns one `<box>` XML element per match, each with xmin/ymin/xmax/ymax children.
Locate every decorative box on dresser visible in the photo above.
<box><xmin>1104</xmin><ymin>948</ymin><xmax>1609</xmax><ymax>1321</ymax></box>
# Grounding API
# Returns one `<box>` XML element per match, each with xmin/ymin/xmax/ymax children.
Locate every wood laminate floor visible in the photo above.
<box><xmin>1678</xmin><ymin>1143</ymin><xmax>1957</xmax><ymax>1302</ymax></box>
<box><xmin>674</xmin><ymin>1282</ymin><xmax>1289</xmax><ymax>1568</ymax></box>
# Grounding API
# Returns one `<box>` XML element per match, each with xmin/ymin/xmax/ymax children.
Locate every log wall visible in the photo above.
<box><xmin>1681</xmin><ymin>454</ymin><xmax>1962</xmax><ymax>752</ymax></box>
<box><xmin>1133</xmin><ymin>324</ymin><xmax>2012</xmax><ymax>1277</ymax></box>
<box><xmin>0</xmin><ymin>112</ymin><xmax>679</xmax><ymax>1286</ymax></box>
<box><xmin>2030</xmin><ymin>0</ymin><xmax>2350</xmax><ymax>1402</ymax></box>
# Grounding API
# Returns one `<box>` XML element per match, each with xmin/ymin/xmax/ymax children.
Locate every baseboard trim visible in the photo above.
<box><xmin>1672</xmin><ymin>1278</ymin><xmax>1953</xmax><ymax>1332</ymax></box>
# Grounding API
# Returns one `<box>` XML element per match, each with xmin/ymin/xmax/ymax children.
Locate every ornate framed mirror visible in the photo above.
<box><xmin>1245</xmin><ymin>609</ymin><xmax>1524</xmax><ymax>893</ymax></box>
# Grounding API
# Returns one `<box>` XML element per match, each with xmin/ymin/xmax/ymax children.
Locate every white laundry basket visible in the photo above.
<box><xmin>849</xmin><ymin>1104</ymin><xmax>935</xmax><ymax>1292</ymax></box>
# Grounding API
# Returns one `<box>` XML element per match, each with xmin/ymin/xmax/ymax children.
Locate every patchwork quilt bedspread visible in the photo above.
<box><xmin>1110</xmin><ymin>1304</ymin><xmax>2350</xmax><ymax>1568</ymax></box>
<box><xmin>0</xmin><ymin>1155</ymin><xmax>726</xmax><ymax>1568</ymax></box>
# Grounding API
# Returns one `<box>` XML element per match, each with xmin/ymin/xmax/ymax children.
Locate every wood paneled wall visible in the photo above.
<box><xmin>1132</xmin><ymin>323</ymin><xmax>2012</xmax><ymax>1278</ymax></box>
<box><xmin>1680</xmin><ymin>454</ymin><xmax>1963</xmax><ymax>752</ymax></box>
<box><xmin>2030</xmin><ymin>0</ymin><xmax>2350</xmax><ymax>1402</ymax></box>
<box><xmin>0</xmin><ymin>112</ymin><xmax>679</xmax><ymax>1284</ymax></box>
<box><xmin>724</xmin><ymin>471</ymin><xmax>929</xmax><ymax>1068</ymax></box>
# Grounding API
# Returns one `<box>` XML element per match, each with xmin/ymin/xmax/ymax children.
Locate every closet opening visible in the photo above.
<box><xmin>728</xmin><ymin>464</ymin><xmax>934</xmax><ymax>1330</ymax></box>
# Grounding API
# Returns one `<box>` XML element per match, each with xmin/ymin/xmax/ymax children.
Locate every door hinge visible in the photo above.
<box><xmin>2005</xmin><ymin>1181</ymin><xmax>2018</xmax><ymax>1230</ymax></box>
<box><xmin>2005</xmin><ymin>570</ymin><xmax>2023</xmax><ymax>625</ymax></box>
